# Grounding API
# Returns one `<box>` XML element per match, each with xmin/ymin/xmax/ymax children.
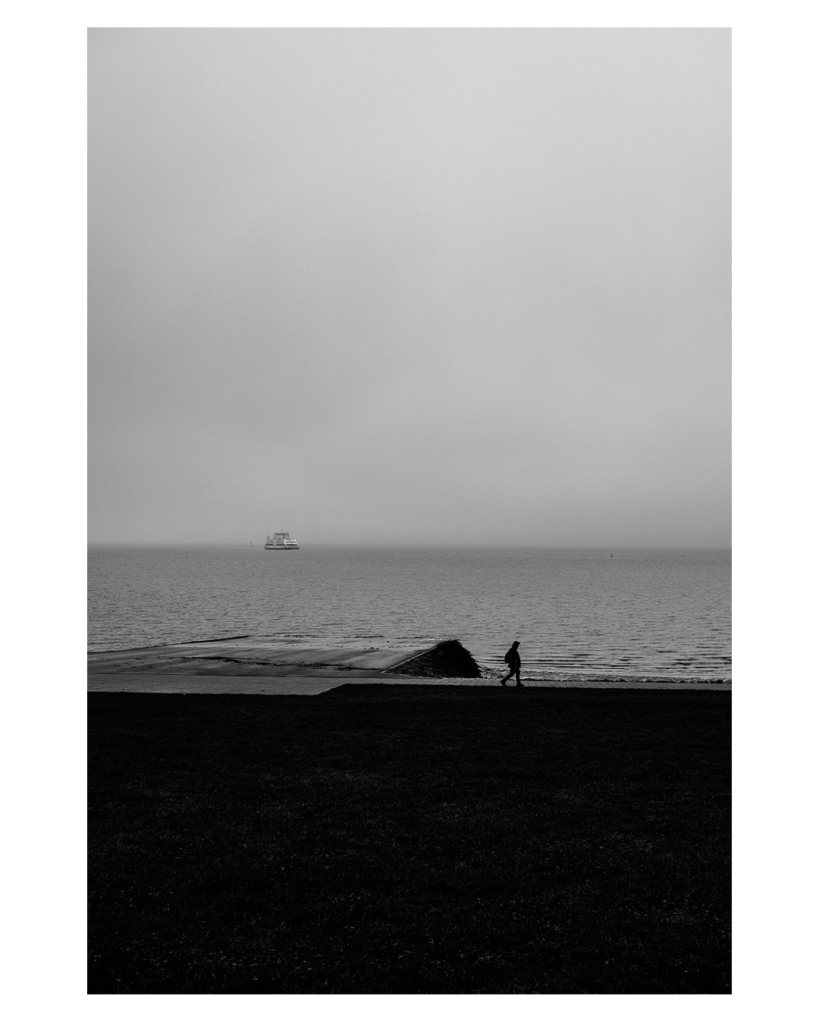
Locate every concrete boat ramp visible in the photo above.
<box><xmin>89</xmin><ymin>638</ymin><xmax>483</xmax><ymax>696</ymax></box>
<box><xmin>88</xmin><ymin>637</ymin><xmax>729</xmax><ymax>694</ymax></box>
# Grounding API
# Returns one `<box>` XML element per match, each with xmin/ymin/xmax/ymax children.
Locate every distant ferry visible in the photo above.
<box><xmin>264</xmin><ymin>531</ymin><xmax>299</xmax><ymax>550</ymax></box>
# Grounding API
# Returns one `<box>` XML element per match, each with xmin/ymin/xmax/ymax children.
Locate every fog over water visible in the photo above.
<box><xmin>88</xmin><ymin>29</ymin><xmax>730</xmax><ymax>547</ymax></box>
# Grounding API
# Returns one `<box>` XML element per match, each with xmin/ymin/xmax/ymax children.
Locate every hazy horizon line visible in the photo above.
<box><xmin>88</xmin><ymin>541</ymin><xmax>731</xmax><ymax>551</ymax></box>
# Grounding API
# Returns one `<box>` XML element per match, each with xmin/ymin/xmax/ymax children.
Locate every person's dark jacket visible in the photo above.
<box><xmin>504</xmin><ymin>646</ymin><xmax>521</xmax><ymax>669</ymax></box>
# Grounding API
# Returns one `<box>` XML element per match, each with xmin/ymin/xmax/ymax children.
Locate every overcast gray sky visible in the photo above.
<box><xmin>88</xmin><ymin>28</ymin><xmax>730</xmax><ymax>547</ymax></box>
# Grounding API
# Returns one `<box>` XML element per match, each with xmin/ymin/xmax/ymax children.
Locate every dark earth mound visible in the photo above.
<box><xmin>395</xmin><ymin>639</ymin><xmax>482</xmax><ymax>678</ymax></box>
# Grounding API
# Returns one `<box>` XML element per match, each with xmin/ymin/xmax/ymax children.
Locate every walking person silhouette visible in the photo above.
<box><xmin>500</xmin><ymin>641</ymin><xmax>523</xmax><ymax>687</ymax></box>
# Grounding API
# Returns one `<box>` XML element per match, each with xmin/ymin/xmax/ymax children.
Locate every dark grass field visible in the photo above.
<box><xmin>88</xmin><ymin>685</ymin><xmax>731</xmax><ymax>994</ymax></box>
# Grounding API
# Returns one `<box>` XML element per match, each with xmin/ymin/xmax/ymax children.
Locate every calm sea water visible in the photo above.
<box><xmin>88</xmin><ymin>546</ymin><xmax>730</xmax><ymax>681</ymax></box>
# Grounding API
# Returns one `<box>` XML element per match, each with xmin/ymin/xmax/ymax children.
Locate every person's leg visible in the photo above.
<box><xmin>515</xmin><ymin>668</ymin><xmax>523</xmax><ymax>686</ymax></box>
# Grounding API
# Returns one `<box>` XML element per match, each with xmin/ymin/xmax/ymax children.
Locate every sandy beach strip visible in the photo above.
<box><xmin>87</xmin><ymin>671</ymin><xmax>730</xmax><ymax>695</ymax></box>
<box><xmin>87</xmin><ymin>672</ymin><xmax>369</xmax><ymax>696</ymax></box>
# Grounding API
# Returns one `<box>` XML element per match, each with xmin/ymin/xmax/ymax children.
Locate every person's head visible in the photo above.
<box><xmin>512</xmin><ymin>641</ymin><xmax>519</xmax><ymax>648</ymax></box>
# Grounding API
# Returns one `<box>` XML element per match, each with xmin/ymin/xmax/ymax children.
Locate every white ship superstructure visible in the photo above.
<box><xmin>264</xmin><ymin>531</ymin><xmax>299</xmax><ymax>550</ymax></box>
